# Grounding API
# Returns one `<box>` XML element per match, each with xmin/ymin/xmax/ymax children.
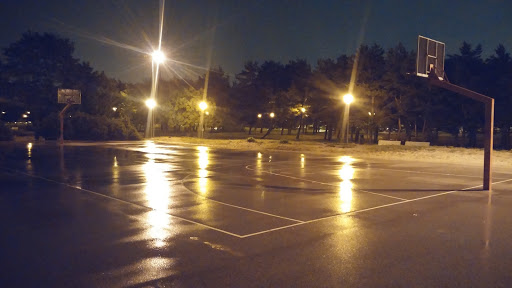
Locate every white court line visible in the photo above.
<box><xmin>0</xmin><ymin>167</ymin><xmax>244</xmax><ymax>238</ymax></box>
<box><xmin>245</xmin><ymin>165</ymin><xmax>407</xmax><ymax>201</ymax></box>
<box><xmin>240</xmin><ymin>177</ymin><xmax>512</xmax><ymax>238</ymax></box>
<box><xmin>368</xmin><ymin>167</ymin><xmax>509</xmax><ymax>179</ymax></box>
<box><xmin>181</xmin><ymin>173</ymin><xmax>304</xmax><ymax>223</ymax></box>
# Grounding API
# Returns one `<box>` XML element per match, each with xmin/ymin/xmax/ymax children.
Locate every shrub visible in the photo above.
<box><xmin>247</xmin><ymin>137</ymin><xmax>256</xmax><ymax>143</ymax></box>
<box><xmin>69</xmin><ymin>113</ymin><xmax>108</xmax><ymax>140</ymax></box>
<box><xmin>34</xmin><ymin>113</ymin><xmax>62</xmax><ymax>140</ymax></box>
<box><xmin>279</xmin><ymin>139</ymin><xmax>289</xmax><ymax>144</ymax></box>
<box><xmin>121</xmin><ymin>117</ymin><xmax>142</xmax><ymax>140</ymax></box>
<box><xmin>106</xmin><ymin>118</ymin><xmax>127</xmax><ymax>140</ymax></box>
<box><xmin>0</xmin><ymin>121</ymin><xmax>13</xmax><ymax>141</ymax></box>
<box><xmin>36</xmin><ymin>112</ymin><xmax>142</xmax><ymax>141</ymax></box>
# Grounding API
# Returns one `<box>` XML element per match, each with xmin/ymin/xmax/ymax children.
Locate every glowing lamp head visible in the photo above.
<box><xmin>301</xmin><ymin>107</ymin><xmax>306</xmax><ymax>113</ymax></box>
<box><xmin>270</xmin><ymin>112</ymin><xmax>275</xmax><ymax>118</ymax></box>
<box><xmin>343</xmin><ymin>94</ymin><xmax>354</xmax><ymax>104</ymax></box>
<box><xmin>145</xmin><ymin>99</ymin><xmax>156</xmax><ymax>109</ymax></box>
<box><xmin>112</xmin><ymin>107</ymin><xmax>118</xmax><ymax>112</ymax></box>
<box><xmin>199</xmin><ymin>101</ymin><xmax>208</xmax><ymax>111</ymax></box>
<box><xmin>257</xmin><ymin>113</ymin><xmax>262</xmax><ymax>118</ymax></box>
<box><xmin>151</xmin><ymin>50</ymin><xmax>166</xmax><ymax>64</ymax></box>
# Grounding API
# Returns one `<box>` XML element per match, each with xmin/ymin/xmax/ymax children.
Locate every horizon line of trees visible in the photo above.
<box><xmin>1</xmin><ymin>31</ymin><xmax>511</xmax><ymax>149</ymax></box>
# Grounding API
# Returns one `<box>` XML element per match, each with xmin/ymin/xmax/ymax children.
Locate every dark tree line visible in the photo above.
<box><xmin>1</xmin><ymin>32</ymin><xmax>511</xmax><ymax>148</ymax></box>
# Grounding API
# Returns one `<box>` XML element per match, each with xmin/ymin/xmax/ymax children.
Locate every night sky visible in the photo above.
<box><xmin>1</xmin><ymin>0</ymin><xmax>511</xmax><ymax>83</ymax></box>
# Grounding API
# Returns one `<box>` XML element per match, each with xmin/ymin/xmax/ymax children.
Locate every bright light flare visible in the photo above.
<box><xmin>339</xmin><ymin>181</ymin><xmax>353</xmax><ymax>213</ymax></box>
<box><xmin>338</xmin><ymin>156</ymin><xmax>354</xmax><ymax>163</ymax></box>
<box><xmin>152</xmin><ymin>50</ymin><xmax>166</xmax><ymax>64</ymax></box>
<box><xmin>257</xmin><ymin>113</ymin><xmax>262</xmax><ymax>118</ymax></box>
<box><xmin>146</xmin><ymin>99</ymin><xmax>157</xmax><ymax>109</ymax></box>
<box><xmin>301</xmin><ymin>107</ymin><xmax>306</xmax><ymax>113</ymax></box>
<box><xmin>339</xmin><ymin>164</ymin><xmax>355</xmax><ymax>181</ymax></box>
<box><xmin>270</xmin><ymin>112</ymin><xmax>275</xmax><ymax>118</ymax></box>
<box><xmin>197</xmin><ymin>146</ymin><xmax>209</xmax><ymax>194</ymax></box>
<box><xmin>27</xmin><ymin>142</ymin><xmax>32</xmax><ymax>158</ymax></box>
<box><xmin>199</xmin><ymin>101</ymin><xmax>207</xmax><ymax>111</ymax></box>
<box><xmin>343</xmin><ymin>94</ymin><xmax>354</xmax><ymax>104</ymax></box>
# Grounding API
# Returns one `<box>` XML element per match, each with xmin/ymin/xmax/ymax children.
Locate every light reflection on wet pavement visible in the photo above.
<box><xmin>1</xmin><ymin>141</ymin><xmax>512</xmax><ymax>287</ymax></box>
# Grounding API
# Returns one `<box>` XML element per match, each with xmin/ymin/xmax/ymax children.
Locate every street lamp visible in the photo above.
<box><xmin>270</xmin><ymin>112</ymin><xmax>275</xmax><ymax>118</ymax></box>
<box><xmin>146</xmin><ymin>50</ymin><xmax>165</xmax><ymax>139</ymax></box>
<box><xmin>145</xmin><ymin>99</ymin><xmax>156</xmax><ymax>109</ymax></box>
<box><xmin>145</xmin><ymin>99</ymin><xmax>156</xmax><ymax>138</ymax></box>
<box><xmin>342</xmin><ymin>93</ymin><xmax>354</xmax><ymax>143</ymax></box>
<box><xmin>199</xmin><ymin>101</ymin><xmax>207</xmax><ymax>111</ymax></box>
<box><xmin>296</xmin><ymin>107</ymin><xmax>307</xmax><ymax>140</ymax></box>
<box><xmin>152</xmin><ymin>50</ymin><xmax>166</xmax><ymax>64</ymax></box>
<box><xmin>199</xmin><ymin>101</ymin><xmax>207</xmax><ymax>138</ymax></box>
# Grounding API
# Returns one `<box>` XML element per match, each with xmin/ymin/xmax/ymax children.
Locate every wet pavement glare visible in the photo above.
<box><xmin>1</xmin><ymin>141</ymin><xmax>512</xmax><ymax>287</ymax></box>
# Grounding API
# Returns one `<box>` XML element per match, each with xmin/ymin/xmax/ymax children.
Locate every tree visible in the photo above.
<box><xmin>2</xmin><ymin>32</ymin><xmax>81</xmax><ymax>124</ymax></box>
<box><xmin>445</xmin><ymin>42</ymin><xmax>486</xmax><ymax>147</ymax></box>
<box><xmin>232</xmin><ymin>61</ymin><xmax>264</xmax><ymax>133</ymax></box>
<box><xmin>195</xmin><ymin>67</ymin><xmax>233</xmax><ymax>130</ymax></box>
<box><xmin>1</xmin><ymin>31</ymin><xmax>130</xmax><ymax>140</ymax></box>
<box><xmin>485</xmin><ymin>44</ymin><xmax>512</xmax><ymax>149</ymax></box>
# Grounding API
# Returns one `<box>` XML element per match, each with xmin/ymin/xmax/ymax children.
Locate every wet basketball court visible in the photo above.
<box><xmin>1</xmin><ymin>141</ymin><xmax>511</xmax><ymax>287</ymax></box>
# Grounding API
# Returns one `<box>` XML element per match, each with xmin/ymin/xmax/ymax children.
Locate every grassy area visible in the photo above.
<box><xmin>154</xmin><ymin>130</ymin><xmax>512</xmax><ymax>169</ymax></box>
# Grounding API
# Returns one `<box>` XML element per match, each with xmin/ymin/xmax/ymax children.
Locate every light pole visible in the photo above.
<box><xmin>145</xmin><ymin>99</ymin><xmax>157</xmax><ymax>138</ymax></box>
<box><xmin>199</xmin><ymin>101</ymin><xmax>207</xmax><ymax>138</ymax></box>
<box><xmin>342</xmin><ymin>94</ymin><xmax>354</xmax><ymax>143</ymax></box>
<box><xmin>257</xmin><ymin>113</ymin><xmax>262</xmax><ymax>133</ymax></box>
<box><xmin>296</xmin><ymin>107</ymin><xmax>306</xmax><ymax>140</ymax></box>
<box><xmin>146</xmin><ymin>50</ymin><xmax>165</xmax><ymax>139</ymax></box>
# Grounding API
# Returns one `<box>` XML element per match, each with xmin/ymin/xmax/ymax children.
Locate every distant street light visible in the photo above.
<box><xmin>112</xmin><ymin>107</ymin><xmax>118</xmax><ymax>112</ymax></box>
<box><xmin>342</xmin><ymin>94</ymin><xmax>354</xmax><ymax>143</ymax></box>
<box><xmin>270</xmin><ymin>112</ymin><xmax>275</xmax><ymax>118</ymax></box>
<box><xmin>145</xmin><ymin>99</ymin><xmax>156</xmax><ymax>109</ymax></box>
<box><xmin>343</xmin><ymin>94</ymin><xmax>354</xmax><ymax>105</ymax></box>
<box><xmin>257</xmin><ymin>113</ymin><xmax>262</xmax><ymax>118</ymax></box>
<box><xmin>296</xmin><ymin>107</ymin><xmax>307</xmax><ymax>140</ymax></box>
<box><xmin>198</xmin><ymin>101</ymin><xmax>207</xmax><ymax>138</ymax></box>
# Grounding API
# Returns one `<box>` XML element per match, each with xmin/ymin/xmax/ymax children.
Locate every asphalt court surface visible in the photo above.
<box><xmin>2</xmin><ymin>141</ymin><xmax>511</xmax><ymax>238</ymax></box>
<box><xmin>1</xmin><ymin>141</ymin><xmax>512</xmax><ymax>287</ymax></box>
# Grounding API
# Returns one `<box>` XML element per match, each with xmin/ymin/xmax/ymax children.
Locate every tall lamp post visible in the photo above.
<box><xmin>257</xmin><ymin>113</ymin><xmax>262</xmax><ymax>133</ymax></box>
<box><xmin>296</xmin><ymin>107</ymin><xmax>306</xmax><ymax>140</ymax></box>
<box><xmin>342</xmin><ymin>94</ymin><xmax>354</xmax><ymax>143</ymax></box>
<box><xmin>146</xmin><ymin>50</ymin><xmax>165</xmax><ymax>139</ymax></box>
<box><xmin>145</xmin><ymin>99</ymin><xmax>156</xmax><ymax>138</ymax></box>
<box><xmin>199</xmin><ymin>101</ymin><xmax>207</xmax><ymax>138</ymax></box>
